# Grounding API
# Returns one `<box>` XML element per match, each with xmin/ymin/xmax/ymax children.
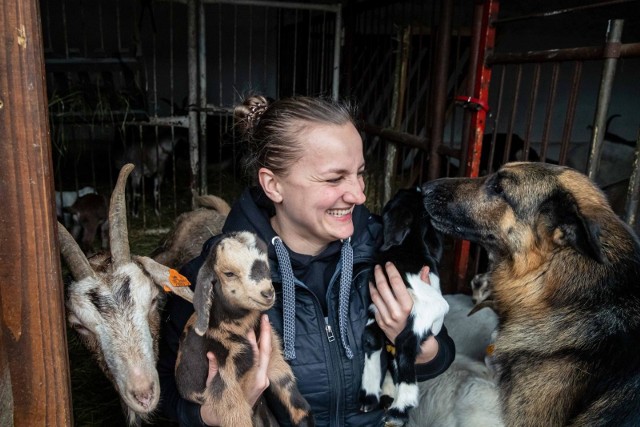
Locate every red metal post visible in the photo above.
<box><xmin>453</xmin><ymin>0</ymin><xmax>499</xmax><ymax>292</ymax></box>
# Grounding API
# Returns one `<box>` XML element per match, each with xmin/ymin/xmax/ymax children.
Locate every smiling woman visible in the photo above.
<box><xmin>157</xmin><ymin>95</ymin><xmax>455</xmax><ymax>427</ymax></box>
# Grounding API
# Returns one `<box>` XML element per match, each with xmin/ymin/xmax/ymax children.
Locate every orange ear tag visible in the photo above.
<box><xmin>169</xmin><ymin>269</ymin><xmax>191</xmax><ymax>287</ymax></box>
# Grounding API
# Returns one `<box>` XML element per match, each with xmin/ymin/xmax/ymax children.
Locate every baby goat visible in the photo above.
<box><xmin>360</xmin><ymin>188</ymin><xmax>449</xmax><ymax>427</ymax></box>
<box><xmin>55</xmin><ymin>185</ymin><xmax>97</xmax><ymax>228</ymax></box>
<box><xmin>115</xmin><ymin>131</ymin><xmax>185</xmax><ymax>217</ymax></box>
<box><xmin>66</xmin><ymin>192</ymin><xmax>109</xmax><ymax>255</ymax></box>
<box><xmin>58</xmin><ymin>163</ymin><xmax>194</xmax><ymax>425</ymax></box>
<box><xmin>175</xmin><ymin>231</ymin><xmax>314</xmax><ymax>427</ymax></box>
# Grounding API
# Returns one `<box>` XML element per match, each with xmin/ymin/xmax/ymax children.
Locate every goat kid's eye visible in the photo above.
<box><xmin>223</xmin><ymin>272</ymin><xmax>236</xmax><ymax>278</ymax></box>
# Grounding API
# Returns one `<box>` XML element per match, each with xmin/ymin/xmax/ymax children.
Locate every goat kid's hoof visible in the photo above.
<box><xmin>383</xmin><ymin>411</ymin><xmax>409</xmax><ymax>427</ymax></box>
<box><xmin>379</xmin><ymin>394</ymin><xmax>394</xmax><ymax>410</ymax></box>
<box><xmin>359</xmin><ymin>392</ymin><xmax>380</xmax><ymax>413</ymax></box>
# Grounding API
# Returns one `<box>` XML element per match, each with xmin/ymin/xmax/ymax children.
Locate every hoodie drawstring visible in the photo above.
<box><xmin>271</xmin><ymin>236</ymin><xmax>355</xmax><ymax>360</ymax></box>
<box><xmin>338</xmin><ymin>237</ymin><xmax>354</xmax><ymax>359</ymax></box>
<box><xmin>272</xmin><ymin>236</ymin><xmax>297</xmax><ymax>360</ymax></box>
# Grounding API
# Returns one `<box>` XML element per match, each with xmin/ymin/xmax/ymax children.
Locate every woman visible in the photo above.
<box><xmin>157</xmin><ymin>95</ymin><xmax>455</xmax><ymax>426</ymax></box>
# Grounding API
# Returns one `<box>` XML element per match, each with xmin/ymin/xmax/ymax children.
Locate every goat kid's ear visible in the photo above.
<box><xmin>133</xmin><ymin>255</ymin><xmax>194</xmax><ymax>303</ymax></box>
<box><xmin>193</xmin><ymin>266</ymin><xmax>216</xmax><ymax>336</ymax></box>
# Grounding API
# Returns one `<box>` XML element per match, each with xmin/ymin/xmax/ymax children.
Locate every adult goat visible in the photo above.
<box><xmin>58</xmin><ymin>163</ymin><xmax>193</xmax><ymax>425</ymax></box>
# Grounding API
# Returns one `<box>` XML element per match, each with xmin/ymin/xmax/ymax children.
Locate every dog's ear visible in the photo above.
<box><xmin>543</xmin><ymin>192</ymin><xmax>607</xmax><ymax>264</ymax></box>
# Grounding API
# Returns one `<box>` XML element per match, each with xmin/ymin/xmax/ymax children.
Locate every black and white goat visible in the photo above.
<box><xmin>175</xmin><ymin>231</ymin><xmax>314</xmax><ymax>427</ymax></box>
<box><xmin>360</xmin><ymin>188</ymin><xmax>449</xmax><ymax>427</ymax></box>
<box><xmin>58</xmin><ymin>163</ymin><xmax>194</xmax><ymax>425</ymax></box>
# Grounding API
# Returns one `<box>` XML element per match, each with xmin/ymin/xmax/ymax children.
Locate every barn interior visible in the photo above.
<box><xmin>3</xmin><ymin>0</ymin><xmax>640</xmax><ymax>424</ymax></box>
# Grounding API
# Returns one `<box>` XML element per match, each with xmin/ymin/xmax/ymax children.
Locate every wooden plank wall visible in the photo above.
<box><xmin>0</xmin><ymin>0</ymin><xmax>73</xmax><ymax>425</ymax></box>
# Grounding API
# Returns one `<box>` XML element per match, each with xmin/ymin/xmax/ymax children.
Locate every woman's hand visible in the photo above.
<box><xmin>369</xmin><ymin>263</ymin><xmax>440</xmax><ymax>364</ymax></box>
<box><xmin>200</xmin><ymin>314</ymin><xmax>273</xmax><ymax>425</ymax></box>
<box><xmin>369</xmin><ymin>262</ymin><xmax>416</xmax><ymax>343</ymax></box>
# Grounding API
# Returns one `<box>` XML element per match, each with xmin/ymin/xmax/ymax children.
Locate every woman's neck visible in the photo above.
<box><xmin>270</xmin><ymin>216</ymin><xmax>327</xmax><ymax>256</ymax></box>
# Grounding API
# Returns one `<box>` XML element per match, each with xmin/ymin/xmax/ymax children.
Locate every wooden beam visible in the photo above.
<box><xmin>0</xmin><ymin>0</ymin><xmax>73</xmax><ymax>425</ymax></box>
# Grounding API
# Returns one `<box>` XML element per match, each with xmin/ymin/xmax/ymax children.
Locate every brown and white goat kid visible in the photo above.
<box><xmin>175</xmin><ymin>231</ymin><xmax>314</xmax><ymax>427</ymax></box>
<box><xmin>360</xmin><ymin>188</ymin><xmax>449</xmax><ymax>427</ymax></box>
<box><xmin>66</xmin><ymin>192</ymin><xmax>109</xmax><ymax>256</ymax></box>
<box><xmin>58</xmin><ymin>163</ymin><xmax>194</xmax><ymax>425</ymax></box>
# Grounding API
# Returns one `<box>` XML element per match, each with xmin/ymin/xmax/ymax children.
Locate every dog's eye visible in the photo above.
<box><xmin>490</xmin><ymin>181</ymin><xmax>504</xmax><ymax>196</ymax></box>
<box><xmin>223</xmin><ymin>272</ymin><xmax>236</xmax><ymax>278</ymax></box>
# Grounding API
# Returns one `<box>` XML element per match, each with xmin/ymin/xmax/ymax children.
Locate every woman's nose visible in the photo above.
<box><xmin>344</xmin><ymin>178</ymin><xmax>366</xmax><ymax>205</ymax></box>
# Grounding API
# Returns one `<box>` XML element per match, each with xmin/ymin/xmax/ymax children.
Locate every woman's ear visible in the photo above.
<box><xmin>258</xmin><ymin>167</ymin><xmax>283</xmax><ymax>203</ymax></box>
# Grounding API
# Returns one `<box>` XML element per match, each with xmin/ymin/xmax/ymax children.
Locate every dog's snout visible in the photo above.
<box><xmin>421</xmin><ymin>181</ymin><xmax>435</xmax><ymax>196</ymax></box>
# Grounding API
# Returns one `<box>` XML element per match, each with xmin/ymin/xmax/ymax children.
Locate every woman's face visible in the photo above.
<box><xmin>269</xmin><ymin>122</ymin><xmax>366</xmax><ymax>255</ymax></box>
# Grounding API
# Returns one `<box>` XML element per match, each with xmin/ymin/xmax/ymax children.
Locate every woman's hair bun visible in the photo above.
<box><xmin>234</xmin><ymin>95</ymin><xmax>269</xmax><ymax>137</ymax></box>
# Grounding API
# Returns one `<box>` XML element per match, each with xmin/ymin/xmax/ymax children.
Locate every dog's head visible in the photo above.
<box><xmin>422</xmin><ymin>162</ymin><xmax>628</xmax><ymax>266</ymax></box>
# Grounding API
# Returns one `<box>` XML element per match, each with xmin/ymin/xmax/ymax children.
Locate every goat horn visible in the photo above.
<box><xmin>110</xmin><ymin>163</ymin><xmax>135</xmax><ymax>267</ymax></box>
<box><xmin>58</xmin><ymin>221</ymin><xmax>96</xmax><ymax>281</ymax></box>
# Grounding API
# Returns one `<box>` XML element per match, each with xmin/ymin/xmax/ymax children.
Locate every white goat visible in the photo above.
<box><xmin>403</xmin><ymin>295</ymin><xmax>502</xmax><ymax>427</ymax></box>
<box><xmin>443</xmin><ymin>294</ymin><xmax>498</xmax><ymax>362</ymax></box>
<box><xmin>58</xmin><ymin>163</ymin><xmax>193</xmax><ymax>425</ymax></box>
<box><xmin>407</xmin><ymin>354</ymin><xmax>503</xmax><ymax>427</ymax></box>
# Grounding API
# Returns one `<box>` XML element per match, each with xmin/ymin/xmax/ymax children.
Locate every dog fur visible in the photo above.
<box><xmin>422</xmin><ymin>162</ymin><xmax>640</xmax><ymax>426</ymax></box>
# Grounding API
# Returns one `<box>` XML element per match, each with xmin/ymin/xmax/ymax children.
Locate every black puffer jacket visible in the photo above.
<box><xmin>158</xmin><ymin>187</ymin><xmax>455</xmax><ymax>427</ymax></box>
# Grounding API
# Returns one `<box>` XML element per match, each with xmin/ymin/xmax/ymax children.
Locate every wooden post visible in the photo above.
<box><xmin>0</xmin><ymin>0</ymin><xmax>73</xmax><ymax>425</ymax></box>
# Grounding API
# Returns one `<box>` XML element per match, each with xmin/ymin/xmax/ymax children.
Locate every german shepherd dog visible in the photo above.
<box><xmin>422</xmin><ymin>162</ymin><xmax>640</xmax><ymax>426</ymax></box>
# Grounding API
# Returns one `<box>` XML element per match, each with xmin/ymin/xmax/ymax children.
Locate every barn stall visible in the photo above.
<box><xmin>1</xmin><ymin>0</ymin><xmax>640</xmax><ymax>425</ymax></box>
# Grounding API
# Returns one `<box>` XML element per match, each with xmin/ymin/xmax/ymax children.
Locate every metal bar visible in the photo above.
<box><xmin>539</xmin><ymin>63</ymin><xmax>559</xmax><ymax>161</ymax></box>
<box><xmin>488</xmin><ymin>41</ymin><xmax>640</xmax><ymax>65</ymax></box>
<box><xmin>383</xmin><ymin>26</ymin><xmax>411</xmax><ymax>205</ymax></box>
<box><xmin>625</xmin><ymin>130</ymin><xmax>640</xmax><ymax>226</ymax></box>
<box><xmin>494</xmin><ymin>0</ymin><xmax>638</xmax><ymax>25</ymax></box>
<box><xmin>455</xmin><ymin>0</ymin><xmax>498</xmax><ymax>294</ymax></box>
<box><xmin>428</xmin><ymin>0</ymin><xmax>453</xmax><ymax>181</ymax></box>
<box><xmin>558</xmin><ymin>62</ymin><xmax>583</xmax><ymax>165</ymax></box>
<box><xmin>201</xmin><ymin>0</ymin><xmax>341</xmax><ymax>13</ymax></box>
<box><xmin>587</xmin><ymin>19</ymin><xmax>624</xmax><ymax>180</ymax></box>
<box><xmin>187</xmin><ymin>0</ymin><xmax>200</xmax><ymax>208</ymax></box>
<box><xmin>199</xmin><ymin>0</ymin><xmax>208</xmax><ymax>195</ymax></box>
<box><xmin>293</xmin><ymin>9</ymin><xmax>298</xmax><ymax>94</ymax></box>
<box><xmin>306</xmin><ymin>10</ymin><xmax>312</xmax><ymax>94</ymax></box>
<box><xmin>523</xmin><ymin>63</ymin><xmax>541</xmax><ymax>159</ymax></box>
<box><xmin>504</xmin><ymin>64</ymin><xmax>522</xmax><ymax>165</ymax></box>
<box><xmin>332</xmin><ymin>5</ymin><xmax>342</xmax><ymax>99</ymax></box>
<box><xmin>458</xmin><ymin>0</ymin><xmax>484</xmax><ymax>177</ymax></box>
<box><xmin>487</xmin><ymin>65</ymin><xmax>506</xmax><ymax>173</ymax></box>
<box><xmin>170</xmin><ymin>0</ymin><xmax>177</xmax><ymax>216</ymax></box>
<box><xmin>361</xmin><ymin>122</ymin><xmax>429</xmax><ymax>151</ymax></box>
